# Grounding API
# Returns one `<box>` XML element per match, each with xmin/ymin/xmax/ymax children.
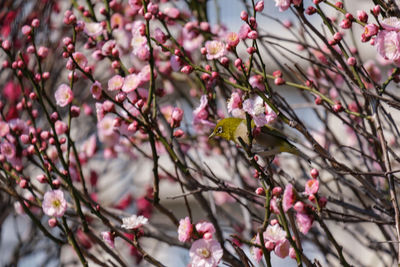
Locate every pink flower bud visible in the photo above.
<box><xmin>310</xmin><ymin>168</ymin><xmax>319</xmax><ymax>178</ymax></box>
<box><xmin>247</xmin><ymin>46</ymin><xmax>256</xmax><ymax>54</ymax></box>
<box><xmin>372</xmin><ymin>5</ymin><xmax>381</xmax><ymax>16</ymax></box>
<box><xmin>171</xmin><ymin>107</ymin><xmax>184</xmax><ymax>128</ymax></box>
<box><xmin>335</xmin><ymin>2</ymin><xmax>343</xmax><ymax>8</ymax></box>
<box><xmin>20</xmin><ymin>134</ymin><xmax>30</xmax><ymax>144</ymax></box>
<box><xmin>305</xmin><ymin>6</ymin><xmax>317</xmax><ymax>15</ymax></box>
<box><xmin>345</xmin><ymin>13</ymin><xmax>353</xmax><ymax>20</ymax></box>
<box><xmin>48</xmin><ymin>218</ymin><xmax>57</xmax><ymax>228</ymax></box>
<box><xmin>234</xmin><ymin>58</ymin><xmax>242</xmax><ymax>69</ymax></box>
<box><xmin>272</xmin><ymin>186</ymin><xmax>283</xmax><ymax>196</ymax></box>
<box><xmin>22</xmin><ymin>25</ymin><xmax>32</xmax><ymax>36</ymax></box>
<box><xmin>357</xmin><ymin>10</ymin><xmax>368</xmax><ymax>23</ymax></box>
<box><xmin>319</xmin><ymin>196</ymin><xmax>328</xmax><ymax>208</ymax></box>
<box><xmin>19</xmin><ymin>179</ymin><xmax>28</xmax><ymax>188</ymax></box>
<box><xmin>71</xmin><ymin>106</ymin><xmax>80</xmax><ymax>117</ymax></box>
<box><xmin>333</xmin><ymin>102</ymin><xmax>343</xmax><ymax>112</ymax></box>
<box><xmin>347</xmin><ymin>57</ymin><xmax>356</xmax><ymax>66</ymax></box>
<box><xmin>37</xmin><ymin>174</ymin><xmax>47</xmax><ymax>183</ymax></box>
<box><xmin>55</xmin><ymin>120</ymin><xmax>68</xmax><ymax>135</ymax></box>
<box><xmin>173</xmin><ymin>129</ymin><xmax>185</xmax><ymax>138</ymax></box>
<box><xmin>37</xmin><ymin>46</ymin><xmax>49</xmax><ymax>58</ymax></box>
<box><xmin>315</xmin><ymin>96</ymin><xmax>322</xmax><ymax>105</ymax></box>
<box><xmin>255</xmin><ymin>1</ymin><xmax>264</xmax><ymax>12</ymax></box>
<box><xmin>294</xmin><ymin>201</ymin><xmax>305</xmax><ymax>212</ymax></box>
<box><xmin>31</xmin><ymin>18</ymin><xmax>40</xmax><ymax>28</ymax></box>
<box><xmin>2</xmin><ymin>40</ymin><xmax>11</xmax><ymax>50</ymax></box>
<box><xmin>340</xmin><ymin>19</ymin><xmax>352</xmax><ymax>29</ymax></box>
<box><xmin>180</xmin><ymin>65</ymin><xmax>193</xmax><ymax>74</ymax></box>
<box><xmin>333</xmin><ymin>32</ymin><xmax>342</xmax><ymax>41</ymax></box>
<box><xmin>220</xmin><ymin>57</ymin><xmax>229</xmax><ymax>66</ymax></box>
<box><xmin>240</xmin><ymin>11</ymin><xmax>248</xmax><ymax>21</ymax></box>
<box><xmin>255</xmin><ymin>187</ymin><xmax>265</xmax><ymax>195</ymax></box>
<box><xmin>274</xmin><ymin>77</ymin><xmax>285</xmax><ymax>85</ymax></box>
<box><xmin>247</xmin><ymin>30</ymin><xmax>258</xmax><ymax>39</ymax></box>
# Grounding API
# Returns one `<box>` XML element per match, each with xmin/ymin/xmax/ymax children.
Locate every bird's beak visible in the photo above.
<box><xmin>208</xmin><ymin>131</ymin><xmax>216</xmax><ymax>139</ymax></box>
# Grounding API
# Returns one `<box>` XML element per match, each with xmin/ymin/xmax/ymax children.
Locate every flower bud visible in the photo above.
<box><xmin>240</xmin><ymin>11</ymin><xmax>248</xmax><ymax>21</ymax></box>
<box><xmin>255</xmin><ymin>187</ymin><xmax>265</xmax><ymax>195</ymax></box>
<box><xmin>255</xmin><ymin>1</ymin><xmax>264</xmax><ymax>12</ymax></box>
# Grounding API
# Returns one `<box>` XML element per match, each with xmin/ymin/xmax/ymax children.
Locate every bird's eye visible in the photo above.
<box><xmin>217</xmin><ymin>126</ymin><xmax>223</xmax><ymax>133</ymax></box>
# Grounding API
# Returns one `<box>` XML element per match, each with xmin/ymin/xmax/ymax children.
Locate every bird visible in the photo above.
<box><xmin>209</xmin><ymin>117</ymin><xmax>311</xmax><ymax>163</ymax></box>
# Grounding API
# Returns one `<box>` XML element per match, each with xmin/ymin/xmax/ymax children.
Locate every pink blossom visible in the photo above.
<box><xmin>122</xmin><ymin>74</ymin><xmax>141</xmax><ymax>93</ymax></box>
<box><xmin>0</xmin><ymin>121</ymin><xmax>10</xmax><ymax>137</ymax></box>
<box><xmin>274</xmin><ymin>239</ymin><xmax>290</xmax><ymax>258</ymax></box>
<box><xmin>305</xmin><ymin>179</ymin><xmax>319</xmax><ymax>195</ymax></box>
<box><xmin>195</xmin><ymin>221</ymin><xmax>216</xmax><ymax>237</ymax></box>
<box><xmin>42</xmin><ymin>190</ymin><xmax>67</xmax><ymax>217</ymax></box>
<box><xmin>376</xmin><ymin>30</ymin><xmax>400</xmax><ymax>61</ymax></box>
<box><xmin>283</xmin><ymin>183</ymin><xmax>295</xmax><ymax>212</ymax></box>
<box><xmin>136</xmin><ymin>45</ymin><xmax>150</xmax><ymax>61</ymax></box>
<box><xmin>72</xmin><ymin>52</ymin><xmax>88</xmax><ymax>69</ymax></box>
<box><xmin>131</xmin><ymin>29</ymin><xmax>147</xmax><ymax>54</ymax></box>
<box><xmin>226</xmin><ymin>32</ymin><xmax>239</xmax><ymax>47</ymax></box>
<box><xmin>380</xmin><ymin>17</ymin><xmax>400</xmax><ymax>31</ymax></box>
<box><xmin>81</xmin><ymin>134</ymin><xmax>97</xmax><ymax>158</ymax></box>
<box><xmin>243</xmin><ymin>96</ymin><xmax>276</xmax><ymax>127</ymax></box>
<box><xmin>363</xmin><ymin>24</ymin><xmax>379</xmax><ymax>38</ymax></box>
<box><xmin>255</xmin><ymin>1</ymin><xmax>264</xmax><ymax>12</ymax></box>
<box><xmin>138</xmin><ymin>65</ymin><xmax>154</xmax><ymax>83</ymax></box>
<box><xmin>108</xmin><ymin>75</ymin><xmax>124</xmax><ymax>91</ymax></box>
<box><xmin>164</xmin><ymin>7</ymin><xmax>180</xmax><ymax>19</ymax></box>
<box><xmin>90</xmin><ymin>81</ymin><xmax>103</xmax><ymax>99</ymax></box>
<box><xmin>238</xmin><ymin>24</ymin><xmax>251</xmax><ymax>40</ymax></box>
<box><xmin>264</xmin><ymin>224</ymin><xmax>286</xmax><ymax>243</ymax></box>
<box><xmin>251</xmin><ymin>234</ymin><xmax>264</xmax><ymax>262</ymax></box>
<box><xmin>249</xmin><ymin>75</ymin><xmax>265</xmax><ymax>91</ymax></box>
<box><xmin>263</xmin><ymin>224</ymin><xmax>290</xmax><ymax>258</ymax></box>
<box><xmin>274</xmin><ymin>0</ymin><xmax>291</xmax><ymax>12</ymax></box>
<box><xmin>171</xmin><ymin>107</ymin><xmax>184</xmax><ymax>128</ymax></box>
<box><xmin>1</xmin><ymin>141</ymin><xmax>16</xmax><ymax>160</ymax></box>
<box><xmin>189</xmin><ymin>239</ymin><xmax>223</xmax><ymax>267</ymax></box>
<box><xmin>265</xmin><ymin>104</ymin><xmax>277</xmax><ymax>124</ymax></box>
<box><xmin>101</xmin><ymin>231</ymin><xmax>115</xmax><ymax>248</ymax></box>
<box><xmin>178</xmin><ymin>217</ymin><xmax>193</xmax><ymax>242</ymax></box>
<box><xmin>296</xmin><ymin>212</ymin><xmax>314</xmax><ymax>234</ymax></box>
<box><xmin>205</xmin><ymin>40</ymin><xmax>226</xmax><ymax>60</ymax></box>
<box><xmin>84</xmin><ymin>22</ymin><xmax>103</xmax><ymax>37</ymax></box>
<box><xmin>270</xmin><ymin>196</ymin><xmax>280</xmax><ymax>214</ymax></box>
<box><xmin>154</xmin><ymin>28</ymin><xmax>167</xmax><ymax>44</ymax></box>
<box><xmin>182</xmin><ymin>27</ymin><xmax>204</xmax><ymax>52</ymax></box>
<box><xmin>21</xmin><ymin>25</ymin><xmax>32</xmax><ymax>35</ymax></box>
<box><xmin>55</xmin><ymin>120</ymin><xmax>68</xmax><ymax>135</ymax></box>
<box><xmin>37</xmin><ymin>46</ymin><xmax>49</xmax><ymax>58</ymax></box>
<box><xmin>97</xmin><ymin>115</ymin><xmax>119</xmax><ymax>145</ymax></box>
<box><xmin>110</xmin><ymin>13</ymin><xmax>123</xmax><ymax>29</ymax></box>
<box><xmin>101</xmin><ymin>40</ymin><xmax>116</xmax><ymax>56</ymax></box>
<box><xmin>55</xmin><ymin>84</ymin><xmax>74</xmax><ymax>107</ymax></box>
<box><xmin>121</xmin><ymin>214</ymin><xmax>148</xmax><ymax>229</ymax></box>
<box><xmin>193</xmin><ymin>95</ymin><xmax>209</xmax><ymax>124</ymax></box>
<box><xmin>227</xmin><ymin>92</ymin><xmax>245</xmax><ymax>118</ymax></box>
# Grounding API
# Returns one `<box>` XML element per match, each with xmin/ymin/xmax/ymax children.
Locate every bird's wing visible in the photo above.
<box><xmin>260</xmin><ymin>124</ymin><xmax>290</xmax><ymax>142</ymax></box>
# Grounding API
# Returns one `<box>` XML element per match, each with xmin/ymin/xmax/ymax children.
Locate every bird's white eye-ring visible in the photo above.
<box><xmin>217</xmin><ymin>126</ymin><xmax>223</xmax><ymax>133</ymax></box>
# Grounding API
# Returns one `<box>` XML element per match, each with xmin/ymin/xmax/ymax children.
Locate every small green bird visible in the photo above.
<box><xmin>209</xmin><ymin>117</ymin><xmax>310</xmax><ymax>162</ymax></box>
